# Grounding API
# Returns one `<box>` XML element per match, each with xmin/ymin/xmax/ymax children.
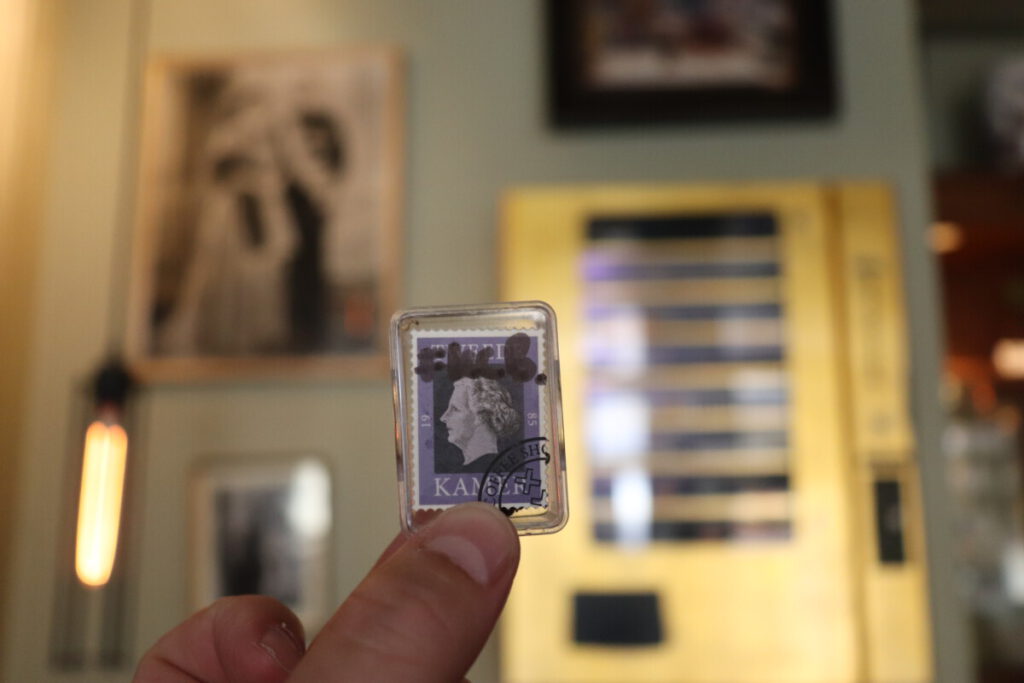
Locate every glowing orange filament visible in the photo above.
<box><xmin>74</xmin><ymin>420</ymin><xmax>128</xmax><ymax>587</ymax></box>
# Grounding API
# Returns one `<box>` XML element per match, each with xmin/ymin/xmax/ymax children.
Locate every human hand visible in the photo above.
<box><xmin>134</xmin><ymin>502</ymin><xmax>520</xmax><ymax>682</ymax></box>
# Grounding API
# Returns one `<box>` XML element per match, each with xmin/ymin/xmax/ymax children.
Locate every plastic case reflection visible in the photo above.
<box><xmin>390</xmin><ymin>301</ymin><xmax>568</xmax><ymax>536</ymax></box>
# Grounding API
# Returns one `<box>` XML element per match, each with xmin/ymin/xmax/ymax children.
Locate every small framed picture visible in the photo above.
<box><xmin>548</xmin><ymin>0</ymin><xmax>836</xmax><ymax>126</ymax></box>
<box><xmin>189</xmin><ymin>455</ymin><xmax>333</xmax><ymax>633</ymax></box>
<box><xmin>127</xmin><ymin>48</ymin><xmax>403</xmax><ymax>380</ymax></box>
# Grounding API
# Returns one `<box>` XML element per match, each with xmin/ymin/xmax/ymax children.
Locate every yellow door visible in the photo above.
<box><xmin>499</xmin><ymin>183</ymin><xmax>931</xmax><ymax>683</ymax></box>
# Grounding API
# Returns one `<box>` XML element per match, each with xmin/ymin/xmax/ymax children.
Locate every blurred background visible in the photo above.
<box><xmin>3</xmin><ymin>1</ymin><xmax>1024</xmax><ymax>681</ymax></box>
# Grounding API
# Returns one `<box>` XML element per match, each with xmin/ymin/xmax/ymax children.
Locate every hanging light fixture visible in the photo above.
<box><xmin>74</xmin><ymin>359</ymin><xmax>134</xmax><ymax>588</ymax></box>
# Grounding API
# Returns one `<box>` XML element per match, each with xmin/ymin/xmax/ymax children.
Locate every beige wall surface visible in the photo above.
<box><xmin>0</xmin><ymin>0</ymin><xmax>57</xmax><ymax>664</ymax></box>
<box><xmin>1</xmin><ymin>1</ymin><xmax>969</xmax><ymax>682</ymax></box>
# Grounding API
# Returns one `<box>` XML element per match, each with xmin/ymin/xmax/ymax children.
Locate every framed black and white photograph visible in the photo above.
<box><xmin>127</xmin><ymin>49</ymin><xmax>403</xmax><ymax>380</ymax></box>
<box><xmin>189</xmin><ymin>455</ymin><xmax>333</xmax><ymax>633</ymax></box>
<box><xmin>548</xmin><ymin>0</ymin><xmax>836</xmax><ymax>126</ymax></box>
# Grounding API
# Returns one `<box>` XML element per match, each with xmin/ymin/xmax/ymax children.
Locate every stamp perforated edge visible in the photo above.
<box><xmin>408</xmin><ymin>327</ymin><xmax>549</xmax><ymax>512</ymax></box>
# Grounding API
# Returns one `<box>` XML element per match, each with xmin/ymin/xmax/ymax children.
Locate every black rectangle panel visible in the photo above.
<box><xmin>573</xmin><ymin>592</ymin><xmax>663</xmax><ymax>646</ymax></box>
<box><xmin>874</xmin><ymin>480</ymin><xmax>906</xmax><ymax>564</ymax></box>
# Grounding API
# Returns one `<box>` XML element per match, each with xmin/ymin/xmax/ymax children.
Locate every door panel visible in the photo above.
<box><xmin>499</xmin><ymin>183</ymin><xmax>930</xmax><ymax>683</ymax></box>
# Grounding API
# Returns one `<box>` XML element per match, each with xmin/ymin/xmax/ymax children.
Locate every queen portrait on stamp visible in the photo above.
<box><xmin>441</xmin><ymin>377</ymin><xmax>522</xmax><ymax>468</ymax></box>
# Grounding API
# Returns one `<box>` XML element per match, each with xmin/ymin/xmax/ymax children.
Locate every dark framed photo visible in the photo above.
<box><xmin>189</xmin><ymin>455</ymin><xmax>333</xmax><ymax>633</ymax></box>
<box><xmin>127</xmin><ymin>49</ymin><xmax>403</xmax><ymax>380</ymax></box>
<box><xmin>921</xmin><ymin>0</ymin><xmax>1024</xmax><ymax>34</ymax></box>
<box><xmin>548</xmin><ymin>0</ymin><xmax>836</xmax><ymax>126</ymax></box>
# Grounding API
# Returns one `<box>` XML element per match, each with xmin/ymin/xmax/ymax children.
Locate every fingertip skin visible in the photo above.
<box><xmin>291</xmin><ymin>503</ymin><xmax>520</xmax><ymax>683</ymax></box>
<box><xmin>133</xmin><ymin>505</ymin><xmax>520</xmax><ymax>683</ymax></box>
<box><xmin>133</xmin><ymin>595</ymin><xmax>304</xmax><ymax>683</ymax></box>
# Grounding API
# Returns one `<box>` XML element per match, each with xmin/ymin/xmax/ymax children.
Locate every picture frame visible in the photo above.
<box><xmin>920</xmin><ymin>0</ymin><xmax>1024</xmax><ymax>34</ymax></box>
<box><xmin>126</xmin><ymin>48</ymin><xmax>404</xmax><ymax>381</ymax></box>
<box><xmin>547</xmin><ymin>0</ymin><xmax>836</xmax><ymax>127</ymax></box>
<box><xmin>189</xmin><ymin>455</ymin><xmax>333</xmax><ymax>634</ymax></box>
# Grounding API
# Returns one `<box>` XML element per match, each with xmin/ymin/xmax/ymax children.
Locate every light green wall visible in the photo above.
<box><xmin>2</xmin><ymin>1</ymin><xmax>970</xmax><ymax>681</ymax></box>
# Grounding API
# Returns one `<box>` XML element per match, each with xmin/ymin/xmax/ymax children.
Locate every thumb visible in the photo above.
<box><xmin>290</xmin><ymin>503</ymin><xmax>520</xmax><ymax>682</ymax></box>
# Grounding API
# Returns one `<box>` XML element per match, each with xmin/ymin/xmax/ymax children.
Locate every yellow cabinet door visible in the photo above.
<box><xmin>499</xmin><ymin>183</ymin><xmax>931</xmax><ymax>683</ymax></box>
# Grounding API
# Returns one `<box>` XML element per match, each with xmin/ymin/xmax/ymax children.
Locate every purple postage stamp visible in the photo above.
<box><xmin>410</xmin><ymin>328</ymin><xmax>550</xmax><ymax>511</ymax></box>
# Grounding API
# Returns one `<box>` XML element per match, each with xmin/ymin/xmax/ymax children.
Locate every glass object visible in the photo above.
<box><xmin>74</xmin><ymin>359</ymin><xmax>134</xmax><ymax>588</ymax></box>
<box><xmin>390</xmin><ymin>301</ymin><xmax>567</xmax><ymax>535</ymax></box>
<box><xmin>75</xmin><ymin>416</ymin><xmax>128</xmax><ymax>587</ymax></box>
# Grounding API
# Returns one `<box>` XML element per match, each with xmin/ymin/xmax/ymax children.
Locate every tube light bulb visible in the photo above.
<box><xmin>75</xmin><ymin>418</ymin><xmax>128</xmax><ymax>587</ymax></box>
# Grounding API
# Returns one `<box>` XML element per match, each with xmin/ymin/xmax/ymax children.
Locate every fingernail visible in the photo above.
<box><xmin>259</xmin><ymin>621</ymin><xmax>305</xmax><ymax>673</ymax></box>
<box><xmin>422</xmin><ymin>503</ymin><xmax>518</xmax><ymax>585</ymax></box>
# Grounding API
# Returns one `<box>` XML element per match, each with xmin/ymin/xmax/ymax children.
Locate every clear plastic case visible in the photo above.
<box><xmin>390</xmin><ymin>301</ymin><xmax>568</xmax><ymax>535</ymax></box>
